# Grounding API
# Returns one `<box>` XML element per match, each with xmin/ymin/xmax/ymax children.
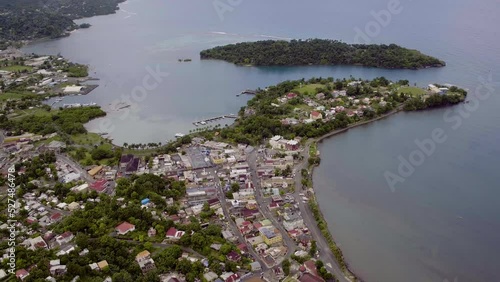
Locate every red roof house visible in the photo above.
<box><xmin>225</xmin><ymin>273</ymin><xmax>240</xmax><ymax>282</ymax></box>
<box><xmin>310</xmin><ymin>111</ymin><xmax>323</xmax><ymax>120</ymax></box>
<box><xmin>50</xmin><ymin>213</ymin><xmax>62</xmax><ymax>223</ymax></box>
<box><xmin>56</xmin><ymin>231</ymin><xmax>74</xmax><ymax>245</ymax></box>
<box><xmin>16</xmin><ymin>269</ymin><xmax>29</xmax><ymax>280</ymax></box>
<box><xmin>115</xmin><ymin>222</ymin><xmax>135</xmax><ymax>235</ymax></box>
<box><xmin>226</xmin><ymin>250</ymin><xmax>241</xmax><ymax>262</ymax></box>
<box><xmin>90</xmin><ymin>179</ymin><xmax>108</xmax><ymax>193</ymax></box>
<box><xmin>165</xmin><ymin>227</ymin><xmax>185</xmax><ymax>240</ymax></box>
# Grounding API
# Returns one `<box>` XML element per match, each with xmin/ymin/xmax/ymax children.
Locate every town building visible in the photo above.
<box><xmin>115</xmin><ymin>222</ymin><xmax>135</xmax><ymax>235</ymax></box>
<box><xmin>259</xmin><ymin>226</ymin><xmax>283</xmax><ymax>245</ymax></box>
<box><xmin>136</xmin><ymin>250</ymin><xmax>156</xmax><ymax>273</ymax></box>
<box><xmin>310</xmin><ymin>111</ymin><xmax>323</xmax><ymax>120</ymax></box>
<box><xmin>56</xmin><ymin>231</ymin><xmax>74</xmax><ymax>245</ymax></box>
<box><xmin>165</xmin><ymin>227</ymin><xmax>185</xmax><ymax>241</ymax></box>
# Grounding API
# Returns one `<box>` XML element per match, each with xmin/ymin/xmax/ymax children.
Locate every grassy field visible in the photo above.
<box><xmin>397</xmin><ymin>86</ymin><xmax>427</xmax><ymax>96</ymax></box>
<box><xmin>124</xmin><ymin>148</ymin><xmax>158</xmax><ymax>156</ymax></box>
<box><xmin>9</xmin><ymin>107</ymin><xmax>56</xmax><ymax>120</ymax></box>
<box><xmin>292</xmin><ymin>83</ymin><xmax>325</xmax><ymax>95</ymax></box>
<box><xmin>0</xmin><ymin>92</ymin><xmax>35</xmax><ymax>101</ymax></box>
<box><xmin>0</xmin><ymin>65</ymin><xmax>33</xmax><ymax>72</ymax></box>
<box><xmin>309</xmin><ymin>142</ymin><xmax>318</xmax><ymax>157</ymax></box>
<box><xmin>70</xmin><ymin>133</ymin><xmax>108</xmax><ymax>147</ymax></box>
<box><xmin>34</xmin><ymin>135</ymin><xmax>63</xmax><ymax>146</ymax></box>
<box><xmin>293</xmin><ymin>104</ymin><xmax>314</xmax><ymax>111</ymax></box>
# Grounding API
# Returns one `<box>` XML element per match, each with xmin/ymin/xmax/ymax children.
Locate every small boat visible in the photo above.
<box><xmin>200</xmin><ymin>121</ymin><xmax>207</xmax><ymax>125</ymax></box>
<box><xmin>175</xmin><ymin>133</ymin><xmax>185</xmax><ymax>138</ymax></box>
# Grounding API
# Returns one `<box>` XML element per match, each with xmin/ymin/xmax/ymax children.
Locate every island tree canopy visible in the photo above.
<box><xmin>200</xmin><ymin>39</ymin><xmax>445</xmax><ymax>69</ymax></box>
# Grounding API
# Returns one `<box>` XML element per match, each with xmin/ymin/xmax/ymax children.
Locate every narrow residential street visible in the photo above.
<box><xmin>213</xmin><ymin>170</ymin><xmax>269</xmax><ymax>271</ymax></box>
<box><xmin>247</xmin><ymin>148</ymin><xmax>297</xmax><ymax>261</ymax></box>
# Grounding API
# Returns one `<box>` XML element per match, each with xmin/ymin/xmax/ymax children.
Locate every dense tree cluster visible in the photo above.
<box><xmin>12</xmin><ymin>152</ymin><xmax>57</xmax><ymax>191</ymax></box>
<box><xmin>0</xmin><ymin>106</ymin><xmax>106</xmax><ymax>136</ymax></box>
<box><xmin>200</xmin><ymin>39</ymin><xmax>445</xmax><ymax>69</ymax></box>
<box><xmin>403</xmin><ymin>93</ymin><xmax>465</xmax><ymax>111</ymax></box>
<box><xmin>115</xmin><ymin>174</ymin><xmax>186</xmax><ymax>207</ymax></box>
<box><xmin>62</xmin><ymin>63</ymin><xmax>89</xmax><ymax>77</ymax></box>
<box><xmin>0</xmin><ymin>0</ymin><xmax>124</xmax><ymax>44</ymax></box>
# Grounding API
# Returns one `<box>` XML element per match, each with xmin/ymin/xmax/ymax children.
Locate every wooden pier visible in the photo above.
<box><xmin>193</xmin><ymin>114</ymin><xmax>237</xmax><ymax>126</ymax></box>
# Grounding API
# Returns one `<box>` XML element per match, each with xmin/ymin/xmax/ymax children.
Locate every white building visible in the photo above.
<box><xmin>63</xmin><ymin>85</ymin><xmax>84</xmax><ymax>93</ymax></box>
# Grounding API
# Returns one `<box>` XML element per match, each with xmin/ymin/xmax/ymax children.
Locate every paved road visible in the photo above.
<box><xmin>56</xmin><ymin>153</ymin><xmax>95</xmax><ymax>184</ymax></box>
<box><xmin>212</xmin><ymin>169</ymin><xmax>269</xmax><ymax>271</ymax></box>
<box><xmin>292</xmin><ymin>140</ymin><xmax>352</xmax><ymax>282</ymax></box>
<box><xmin>247</xmin><ymin>149</ymin><xmax>297</xmax><ymax>262</ymax></box>
<box><xmin>41</xmin><ymin>203</ymin><xmax>71</xmax><ymax>216</ymax></box>
<box><xmin>283</xmin><ymin>106</ymin><xmax>405</xmax><ymax>282</ymax></box>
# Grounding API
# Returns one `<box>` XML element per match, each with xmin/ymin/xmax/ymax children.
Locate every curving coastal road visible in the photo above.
<box><xmin>247</xmin><ymin>146</ymin><xmax>353</xmax><ymax>282</ymax></box>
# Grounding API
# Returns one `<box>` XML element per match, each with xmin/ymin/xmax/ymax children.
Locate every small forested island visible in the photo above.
<box><xmin>200</xmin><ymin>39</ymin><xmax>446</xmax><ymax>69</ymax></box>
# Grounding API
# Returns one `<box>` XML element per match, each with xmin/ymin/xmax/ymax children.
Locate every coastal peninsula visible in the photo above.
<box><xmin>200</xmin><ymin>39</ymin><xmax>446</xmax><ymax>69</ymax></box>
<box><xmin>0</xmin><ymin>52</ymin><xmax>467</xmax><ymax>282</ymax></box>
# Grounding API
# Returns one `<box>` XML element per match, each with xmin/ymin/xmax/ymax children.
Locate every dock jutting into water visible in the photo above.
<box><xmin>193</xmin><ymin>114</ymin><xmax>237</xmax><ymax>126</ymax></box>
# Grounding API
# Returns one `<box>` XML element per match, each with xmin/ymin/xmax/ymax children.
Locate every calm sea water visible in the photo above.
<box><xmin>22</xmin><ymin>0</ymin><xmax>500</xmax><ymax>281</ymax></box>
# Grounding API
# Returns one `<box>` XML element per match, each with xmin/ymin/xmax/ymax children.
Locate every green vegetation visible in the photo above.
<box><xmin>282</xmin><ymin>258</ymin><xmax>291</xmax><ymax>276</ymax></box>
<box><xmin>309</xmin><ymin>199</ymin><xmax>348</xmax><ymax>272</ymax></box>
<box><xmin>24</xmin><ymin>172</ymin><xmax>246</xmax><ymax>281</ymax></box>
<box><xmin>0</xmin><ymin>106</ymin><xmax>106</xmax><ymax>136</ymax></box>
<box><xmin>115</xmin><ymin>174</ymin><xmax>186</xmax><ymax>207</ymax></box>
<box><xmin>397</xmin><ymin>86</ymin><xmax>426</xmax><ymax>96</ymax></box>
<box><xmin>69</xmin><ymin>142</ymin><xmax>119</xmax><ymax>166</ymax></box>
<box><xmin>0</xmin><ymin>0</ymin><xmax>124</xmax><ymax>45</ymax></box>
<box><xmin>293</xmin><ymin>83</ymin><xmax>325</xmax><ymax>95</ymax></box>
<box><xmin>63</xmin><ymin>63</ymin><xmax>89</xmax><ymax>77</ymax></box>
<box><xmin>309</xmin><ymin>142</ymin><xmax>318</xmax><ymax>157</ymax></box>
<box><xmin>11</xmin><ymin>152</ymin><xmax>58</xmax><ymax>193</ymax></box>
<box><xmin>79</xmin><ymin>23</ymin><xmax>92</xmax><ymax>29</ymax></box>
<box><xmin>315</xmin><ymin>260</ymin><xmax>336</xmax><ymax>281</ymax></box>
<box><xmin>215</xmin><ymin>77</ymin><xmax>466</xmax><ymax>145</ymax></box>
<box><xmin>70</xmin><ymin>132</ymin><xmax>107</xmax><ymax>146</ymax></box>
<box><xmin>0</xmin><ymin>91</ymin><xmax>35</xmax><ymax>101</ymax></box>
<box><xmin>200</xmin><ymin>39</ymin><xmax>445</xmax><ymax>69</ymax></box>
<box><xmin>0</xmin><ymin>65</ymin><xmax>33</xmax><ymax>72</ymax></box>
<box><xmin>403</xmin><ymin>85</ymin><xmax>467</xmax><ymax>111</ymax></box>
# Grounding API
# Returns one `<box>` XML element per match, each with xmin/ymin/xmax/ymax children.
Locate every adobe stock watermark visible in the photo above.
<box><xmin>6</xmin><ymin>165</ymin><xmax>17</xmax><ymax>275</ymax></box>
<box><xmin>384</xmin><ymin>73</ymin><xmax>496</xmax><ymax>192</ymax></box>
<box><xmin>354</xmin><ymin>0</ymin><xmax>404</xmax><ymax>44</ymax></box>
<box><xmin>98</xmin><ymin>65</ymin><xmax>169</xmax><ymax>134</ymax></box>
<box><xmin>213</xmin><ymin>0</ymin><xmax>243</xmax><ymax>21</ymax></box>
